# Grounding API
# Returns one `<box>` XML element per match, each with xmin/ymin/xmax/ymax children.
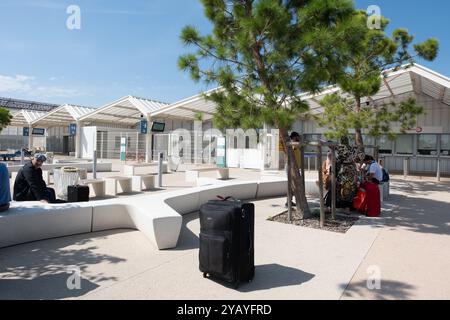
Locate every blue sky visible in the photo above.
<box><xmin>0</xmin><ymin>0</ymin><xmax>449</xmax><ymax>107</ymax></box>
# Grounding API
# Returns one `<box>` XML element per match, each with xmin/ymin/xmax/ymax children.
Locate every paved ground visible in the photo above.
<box><xmin>342</xmin><ymin>178</ymin><xmax>450</xmax><ymax>300</ymax></box>
<box><xmin>1</xmin><ymin>159</ymin><xmax>449</xmax><ymax>300</ymax></box>
<box><xmin>0</xmin><ymin>196</ymin><xmax>383</xmax><ymax>300</ymax></box>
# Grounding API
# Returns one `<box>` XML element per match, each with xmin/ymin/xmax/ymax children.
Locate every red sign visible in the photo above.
<box><xmin>416</xmin><ymin>127</ymin><xmax>423</xmax><ymax>133</ymax></box>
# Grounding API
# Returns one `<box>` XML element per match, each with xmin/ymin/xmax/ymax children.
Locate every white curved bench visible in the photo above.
<box><xmin>0</xmin><ymin>178</ymin><xmax>320</xmax><ymax>250</ymax></box>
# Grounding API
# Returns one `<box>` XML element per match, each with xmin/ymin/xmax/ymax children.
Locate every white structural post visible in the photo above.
<box><xmin>259</xmin><ymin>128</ymin><xmax>267</xmax><ymax>172</ymax></box>
<box><xmin>157</xmin><ymin>152</ymin><xmax>163</xmax><ymax>188</ymax></box>
<box><xmin>145</xmin><ymin>116</ymin><xmax>153</xmax><ymax>163</ymax></box>
<box><xmin>28</xmin><ymin>126</ymin><xmax>33</xmax><ymax>150</ymax></box>
<box><xmin>75</xmin><ymin>121</ymin><xmax>82</xmax><ymax>159</ymax></box>
<box><xmin>194</xmin><ymin>120</ymin><xmax>203</xmax><ymax>164</ymax></box>
<box><xmin>403</xmin><ymin>158</ymin><xmax>409</xmax><ymax>180</ymax></box>
<box><xmin>437</xmin><ymin>157</ymin><xmax>441</xmax><ymax>182</ymax></box>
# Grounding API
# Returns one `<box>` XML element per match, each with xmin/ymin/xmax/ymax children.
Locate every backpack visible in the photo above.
<box><xmin>382</xmin><ymin>168</ymin><xmax>390</xmax><ymax>183</ymax></box>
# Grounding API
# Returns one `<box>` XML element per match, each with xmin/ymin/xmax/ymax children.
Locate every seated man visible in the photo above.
<box><xmin>0</xmin><ymin>163</ymin><xmax>11</xmax><ymax>212</ymax></box>
<box><xmin>13</xmin><ymin>154</ymin><xmax>57</xmax><ymax>203</ymax></box>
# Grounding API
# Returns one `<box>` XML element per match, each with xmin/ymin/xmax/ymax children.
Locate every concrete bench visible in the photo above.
<box><xmin>7</xmin><ymin>162</ymin><xmax>113</xmax><ymax>174</ymax></box>
<box><xmin>0</xmin><ymin>202</ymin><xmax>93</xmax><ymax>249</ymax></box>
<box><xmin>123</xmin><ymin>163</ymin><xmax>168</xmax><ymax>176</ymax></box>
<box><xmin>105</xmin><ymin>177</ymin><xmax>133</xmax><ymax>196</ymax></box>
<box><xmin>79</xmin><ymin>179</ymin><xmax>106</xmax><ymax>198</ymax></box>
<box><xmin>131</xmin><ymin>174</ymin><xmax>155</xmax><ymax>192</ymax></box>
<box><xmin>185</xmin><ymin>167</ymin><xmax>230</xmax><ymax>183</ymax></box>
<box><xmin>0</xmin><ymin>179</ymin><xmax>286</xmax><ymax>250</ymax></box>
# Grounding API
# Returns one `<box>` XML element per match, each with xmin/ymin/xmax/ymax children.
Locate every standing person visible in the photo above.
<box><xmin>13</xmin><ymin>154</ymin><xmax>57</xmax><ymax>203</ymax></box>
<box><xmin>362</xmin><ymin>155</ymin><xmax>382</xmax><ymax>217</ymax></box>
<box><xmin>0</xmin><ymin>163</ymin><xmax>11</xmax><ymax>212</ymax></box>
<box><xmin>285</xmin><ymin>132</ymin><xmax>302</xmax><ymax>208</ymax></box>
<box><xmin>323</xmin><ymin>151</ymin><xmax>334</xmax><ymax>213</ymax></box>
<box><xmin>336</xmin><ymin>136</ymin><xmax>365</xmax><ymax>213</ymax></box>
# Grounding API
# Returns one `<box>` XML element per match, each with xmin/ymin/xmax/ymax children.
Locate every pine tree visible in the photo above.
<box><xmin>316</xmin><ymin>11</ymin><xmax>439</xmax><ymax>148</ymax></box>
<box><xmin>179</xmin><ymin>0</ymin><xmax>362</xmax><ymax>219</ymax></box>
<box><xmin>0</xmin><ymin>107</ymin><xmax>12</xmax><ymax>133</ymax></box>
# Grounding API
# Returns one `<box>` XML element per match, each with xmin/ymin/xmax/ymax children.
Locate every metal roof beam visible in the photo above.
<box><xmin>383</xmin><ymin>77</ymin><xmax>395</xmax><ymax>98</ymax></box>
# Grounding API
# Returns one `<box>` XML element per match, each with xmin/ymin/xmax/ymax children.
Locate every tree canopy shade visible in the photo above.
<box><xmin>316</xmin><ymin>10</ymin><xmax>439</xmax><ymax>146</ymax></box>
<box><xmin>178</xmin><ymin>0</ymin><xmax>364</xmax><ymax>218</ymax></box>
<box><xmin>0</xmin><ymin>108</ymin><xmax>12</xmax><ymax>133</ymax></box>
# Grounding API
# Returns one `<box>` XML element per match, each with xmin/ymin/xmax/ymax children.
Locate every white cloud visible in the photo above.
<box><xmin>0</xmin><ymin>74</ymin><xmax>82</xmax><ymax>99</ymax></box>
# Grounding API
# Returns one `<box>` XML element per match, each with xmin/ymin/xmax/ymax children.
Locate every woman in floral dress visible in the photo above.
<box><xmin>335</xmin><ymin>136</ymin><xmax>365</xmax><ymax>211</ymax></box>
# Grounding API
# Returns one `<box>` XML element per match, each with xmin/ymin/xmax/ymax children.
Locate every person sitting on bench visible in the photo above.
<box><xmin>0</xmin><ymin>163</ymin><xmax>11</xmax><ymax>212</ymax></box>
<box><xmin>13</xmin><ymin>154</ymin><xmax>58</xmax><ymax>204</ymax></box>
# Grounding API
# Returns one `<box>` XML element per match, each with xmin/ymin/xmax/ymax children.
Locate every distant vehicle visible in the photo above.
<box><xmin>0</xmin><ymin>149</ymin><xmax>32</xmax><ymax>161</ymax></box>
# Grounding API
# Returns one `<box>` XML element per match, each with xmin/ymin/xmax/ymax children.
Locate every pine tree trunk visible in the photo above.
<box><xmin>354</xmin><ymin>97</ymin><xmax>364</xmax><ymax>151</ymax></box>
<box><xmin>280</xmin><ymin>128</ymin><xmax>311</xmax><ymax>219</ymax></box>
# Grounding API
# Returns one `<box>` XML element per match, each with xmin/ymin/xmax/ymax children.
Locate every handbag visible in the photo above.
<box><xmin>353</xmin><ymin>188</ymin><xmax>368</xmax><ymax>214</ymax></box>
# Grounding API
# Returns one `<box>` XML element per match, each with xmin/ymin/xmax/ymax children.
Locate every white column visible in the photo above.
<box><xmin>194</xmin><ymin>120</ymin><xmax>203</xmax><ymax>164</ymax></box>
<box><xmin>75</xmin><ymin>121</ymin><xmax>82</xmax><ymax>159</ymax></box>
<box><xmin>259</xmin><ymin>128</ymin><xmax>267</xmax><ymax>172</ymax></box>
<box><xmin>28</xmin><ymin>126</ymin><xmax>33</xmax><ymax>150</ymax></box>
<box><xmin>145</xmin><ymin>116</ymin><xmax>153</xmax><ymax>163</ymax></box>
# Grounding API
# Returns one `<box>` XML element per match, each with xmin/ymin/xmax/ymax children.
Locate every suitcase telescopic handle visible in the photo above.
<box><xmin>216</xmin><ymin>196</ymin><xmax>237</xmax><ymax>202</ymax></box>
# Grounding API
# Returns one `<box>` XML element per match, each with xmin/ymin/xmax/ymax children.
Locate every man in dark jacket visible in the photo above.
<box><xmin>13</xmin><ymin>154</ymin><xmax>57</xmax><ymax>203</ymax></box>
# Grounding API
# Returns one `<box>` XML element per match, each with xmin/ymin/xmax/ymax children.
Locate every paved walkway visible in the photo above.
<box><xmin>1</xmin><ymin>175</ymin><xmax>449</xmax><ymax>300</ymax></box>
<box><xmin>343</xmin><ymin>178</ymin><xmax>450</xmax><ymax>300</ymax></box>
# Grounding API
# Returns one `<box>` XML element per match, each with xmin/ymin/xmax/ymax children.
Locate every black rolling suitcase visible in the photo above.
<box><xmin>67</xmin><ymin>185</ymin><xmax>90</xmax><ymax>203</ymax></box>
<box><xmin>199</xmin><ymin>197</ymin><xmax>255</xmax><ymax>288</ymax></box>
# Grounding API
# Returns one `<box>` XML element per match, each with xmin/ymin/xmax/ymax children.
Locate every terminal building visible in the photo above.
<box><xmin>1</xmin><ymin>64</ymin><xmax>449</xmax><ymax>176</ymax></box>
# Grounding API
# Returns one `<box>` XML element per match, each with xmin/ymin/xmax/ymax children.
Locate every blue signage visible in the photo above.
<box><xmin>140</xmin><ymin>120</ymin><xmax>148</xmax><ymax>134</ymax></box>
<box><xmin>69</xmin><ymin>123</ymin><xmax>77</xmax><ymax>136</ymax></box>
<box><xmin>23</xmin><ymin>127</ymin><xmax>29</xmax><ymax>137</ymax></box>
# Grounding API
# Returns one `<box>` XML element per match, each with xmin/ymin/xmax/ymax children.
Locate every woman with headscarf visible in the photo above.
<box><xmin>335</xmin><ymin>136</ymin><xmax>365</xmax><ymax>212</ymax></box>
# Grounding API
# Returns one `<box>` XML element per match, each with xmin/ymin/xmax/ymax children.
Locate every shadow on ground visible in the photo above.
<box><xmin>239</xmin><ymin>264</ymin><xmax>315</xmax><ymax>292</ymax></box>
<box><xmin>364</xmin><ymin>180</ymin><xmax>450</xmax><ymax>236</ymax></box>
<box><xmin>0</xmin><ymin>231</ymin><xmax>128</xmax><ymax>300</ymax></box>
<box><xmin>0</xmin><ymin>273</ymin><xmax>99</xmax><ymax>300</ymax></box>
<box><xmin>204</xmin><ymin>264</ymin><xmax>315</xmax><ymax>292</ymax></box>
<box><xmin>341</xmin><ymin>280</ymin><xmax>416</xmax><ymax>300</ymax></box>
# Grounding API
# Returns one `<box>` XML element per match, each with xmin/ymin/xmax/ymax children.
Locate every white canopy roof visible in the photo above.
<box><xmin>32</xmin><ymin>104</ymin><xmax>96</xmax><ymax>127</ymax></box>
<box><xmin>151</xmin><ymin>89</ymin><xmax>220</xmax><ymax>121</ymax></box>
<box><xmin>10</xmin><ymin>110</ymin><xmax>47</xmax><ymax>127</ymax></box>
<box><xmin>79</xmin><ymin>96</ymin><xmax>169</xmax><ymax>125</ymax></box>
<box><xmin>152</xmin><ymin>64</ymin><xmax>450</xmax><ymax>120</ymax></box>
<box><xmin>305</xmin><ymin>64</ymin><xmax>450</xmax><ymax>115</ymax></box>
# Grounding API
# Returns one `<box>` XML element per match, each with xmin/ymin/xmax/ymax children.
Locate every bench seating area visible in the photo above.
<box><xmin>0</xmin><ymin>178</ymin><xmax>290</xmax><ymax>250</ymax></box>
<box><xmin>0</xmin><ymin>177</ymin><xmax>389</xmax><ymax>251</ymax></box>
<box><xmin>185</xmin><ymin>167</ymin><xmax>230</xmax><ymax>183</ymax></box>
<box><xmin>79</xmin><ymin>179</ymin><xmax>106</xmax><ymax>198</ymax></box>
<box><xmin>123</xmin><ymin>163</ymin><xmax>168</xmax><ymax>176</ymax></box>
<box><xmin>105</xmin><ymin>177</ymin><xmax>133</xmax><ymax>196</ymax></box>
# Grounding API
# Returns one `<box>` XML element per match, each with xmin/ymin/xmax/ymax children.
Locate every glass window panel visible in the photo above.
<box><xmin>377</xmin><ymin>136</ymin><xmax>393</xmax><ymax>154</ymax></box>
<box><xmin>395</xmin><ymin>135</ymin><xmax>414</xmax><ymax>155</ymax></box>
<box><xmin>418</xmin><ymin>135</ymin><xmax>438</xmax><ymax>156</ymax></box>
<box><xmin>441</xmin><ymin>135</ymin><xmax>450</xmax><ymax>156</ymax></box>
<box><xmin>304</xmin><ymin>134</ymin><xmax>322</xmax><ymax>154</ymax></box>
<box><xmin>363</xmin><ymin>136</ymin><xmax>375</xmax><ymax>146</ymax></box>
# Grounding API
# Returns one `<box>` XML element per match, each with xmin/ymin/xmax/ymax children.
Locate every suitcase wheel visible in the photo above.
<box><xmin>203</xmin><ymin>273</ymin><xmax>208</xmax><ymax>278</ymax></box>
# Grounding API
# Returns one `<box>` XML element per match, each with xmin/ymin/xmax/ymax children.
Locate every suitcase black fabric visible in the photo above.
<box><xmin>199</xmin><ymin>197</ymin><xmax>255</xmax><ymax>288</ymax></box>
<box><xmin>67</xmin><ymin>185</ymin><xmax>90</xmax><ymax>203</ymax></box>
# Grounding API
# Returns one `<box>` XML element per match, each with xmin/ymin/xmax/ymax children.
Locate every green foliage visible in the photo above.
<box><xmin>316</xmin><ymin>94</ymin><xmax>424</xmax><ymax>140</ymax></box>
<box><xmin>0</xmin><ymin>107</ymin><xmax>12</xmax><ymax>133</ymax></box>
<box><xmin>179</xmin><ymin>0</ymin><xmax>361</xmax><ymax>131</ymax></box>
<box><xmin>317</xmin><ymin>10</ymin><xmax>439</xmax><ymax>145</ymax></box>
